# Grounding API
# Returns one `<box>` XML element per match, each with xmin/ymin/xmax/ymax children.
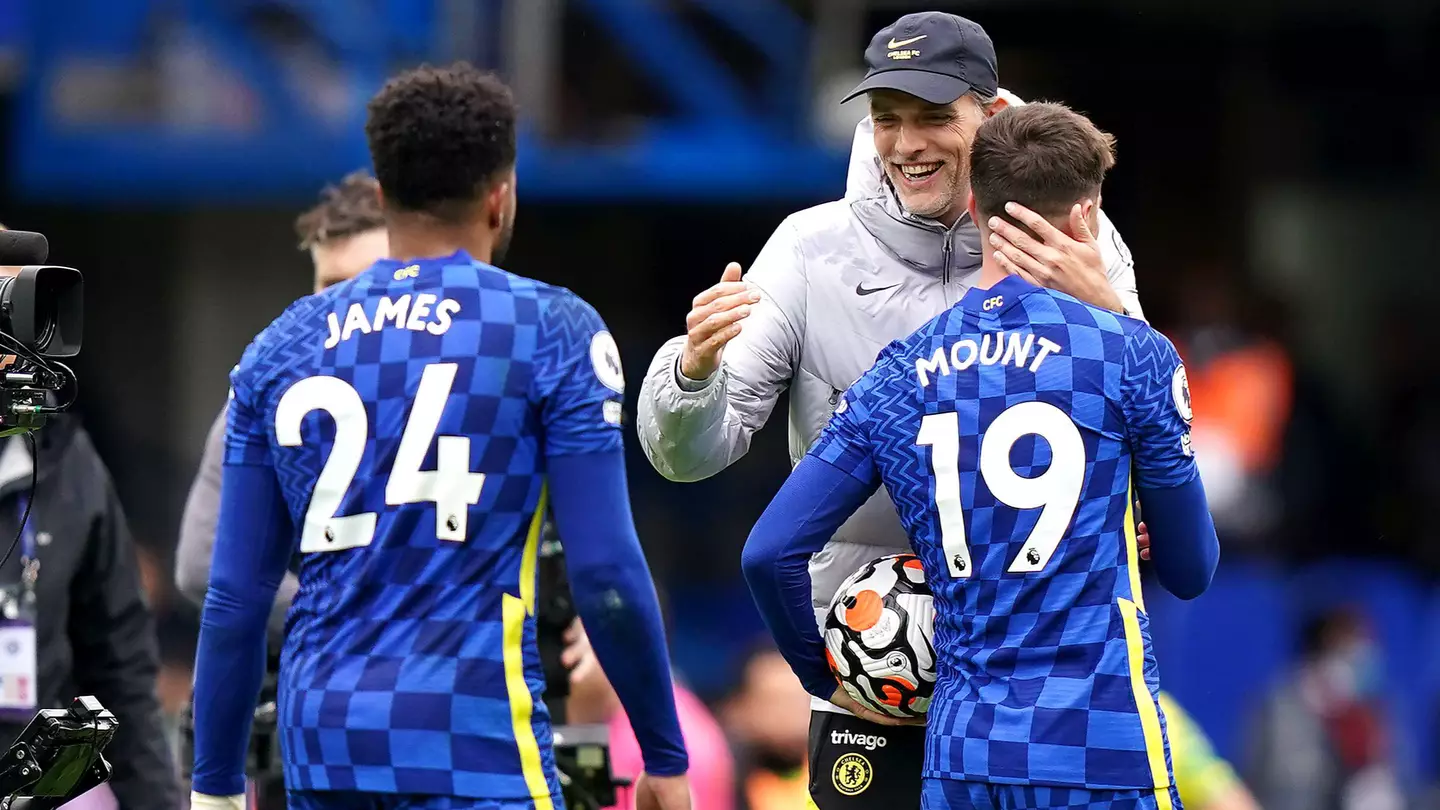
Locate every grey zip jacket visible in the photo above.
<box><xmin>638</xmin><ymin>103</ymin><xmax>1144</xmax><ymax>712</ymax></box>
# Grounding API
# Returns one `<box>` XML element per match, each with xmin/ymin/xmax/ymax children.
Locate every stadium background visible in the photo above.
<box><xmin>0</xmin><ymin>0</ymin><xmax>1437</xmax><ymax>802</ymax></box>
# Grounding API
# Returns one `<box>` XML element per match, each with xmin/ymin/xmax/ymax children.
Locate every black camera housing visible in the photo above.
<box><xmin>0</xmin><ymin>696</ymin><xmax>117</xmax><ymax>810</ymax></box>
<box><xmin>0</xmin><ymin>266</ymin><xmax>82</xmax><ymax>359</ymax></box>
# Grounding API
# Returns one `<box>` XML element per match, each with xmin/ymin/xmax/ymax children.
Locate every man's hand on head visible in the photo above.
<box><xmin>987</xmin><ymin>201</ymin><xmax>1124</xmax><ymax>314</ymax></box>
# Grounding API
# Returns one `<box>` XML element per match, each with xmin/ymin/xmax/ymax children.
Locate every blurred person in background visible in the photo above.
<box><xmin>1373</xmin><ymin>300</ymin><xmax>1440</xmax><ymax>572</ymax></box>
<box><xmin>173</xmin><ymin>170</ymin><xmax>387</xmax><ymax>809</ymax></box>
<box><xmin>1245</xmin><ymin>607</ymin><xmax>1403</xmax><ymax>810</ymax></box>
<box><xmin>716</xmin><ymin>646</ymin><xmax>811</xmax><ymax>810</ymax></box>
<box><xmin>1159</xmin><ymin>692</ymin><xmax>1262</xmax><ymax>810</ymax></box>
<box><xmin>637</xmin><ymin>12</ymin><xmax>1148</xmax><ymax>809</ymax></box>
<box><xmin>0</xmin><ymin>228</ymin><xmax>177</xmax><ymax>810</ymax></box>
<box><xmin>175</xmin><ymin>170</ymin><xmax>387</xmax><ymax>630</ymax></box>
<box><xmin>562</xmin><ymin>621</ymin><xmax>734</xmax><ymax>810</ymax></box>
<box><xmin>1167</xmin><ymin>271</ymin><xmax>1292</xmax><ymax>550</ymax></box>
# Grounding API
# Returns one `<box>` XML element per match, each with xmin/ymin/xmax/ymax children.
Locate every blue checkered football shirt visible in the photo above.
<box><xmin>811</xmin><ymin>274</ymin><xmax>1195</xmax><ymax>791</ymax></box>
<box><xmin>224</xmin><ymin>250</ymin><xmax>620</xmax><ymax>799</ymax></box>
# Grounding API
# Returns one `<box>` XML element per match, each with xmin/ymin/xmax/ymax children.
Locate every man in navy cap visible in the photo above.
<box><xmin>638</xmin><ymin>12</ymin><xmax>1150</xmax><ymax>810</ymax></box>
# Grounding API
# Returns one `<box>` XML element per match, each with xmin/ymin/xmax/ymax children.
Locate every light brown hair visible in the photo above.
<box><xmin>970</xmin><ymin>102</ymin><xmax>1116</xmax><ymax>225</ymax></box>
<box><xmin>294</xmin><ymin>170</ymin><xmax>385</xmax><ymax>249</ymax></box>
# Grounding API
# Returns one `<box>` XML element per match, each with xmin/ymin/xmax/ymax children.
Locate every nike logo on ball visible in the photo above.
<box><xmin>856</xmin><ymin>283</ymin><xmax>899</xmax><ymax>296</ymax></box>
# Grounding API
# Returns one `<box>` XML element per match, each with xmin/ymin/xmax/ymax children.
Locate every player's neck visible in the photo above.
<box><xmin>385</xmin><ymin>221</ymin><xmax>495</xmax><ymax>266</ymax></box>
<box><xmin>976</xmin><ymin>253</ymin><xmax>1009</xmax><ymax>290</ymax></box>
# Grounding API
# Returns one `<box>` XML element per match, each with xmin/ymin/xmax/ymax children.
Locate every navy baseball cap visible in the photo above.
<box><xmin>841</xmin><ymin>12</ymin><xmax>999</xmax><ymax>106</ymax></box>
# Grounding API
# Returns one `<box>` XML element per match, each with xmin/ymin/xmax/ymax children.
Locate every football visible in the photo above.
<box><xmin>823</xmin><ymin>553</ymin><xmax>937</xmax><ymax>718</ymax></box>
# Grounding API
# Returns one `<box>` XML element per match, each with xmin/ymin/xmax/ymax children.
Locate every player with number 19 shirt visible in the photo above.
<box><xmin>743</xmin><ymin>103</ymin><xmax>1219</xmax><ymax>809</ymax></box>
<box><xmin>813</xmin><ymin>278</ymin><xmax>1196</xmax><ymax>789</ymax></box>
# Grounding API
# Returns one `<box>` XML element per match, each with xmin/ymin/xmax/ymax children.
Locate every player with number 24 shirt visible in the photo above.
<box><xmin>190</xmin><ymin>63</ymin><xmax>688</xmax><ymax>810</ymax></box>
<box><xmin>743</xmin><ymin>103</ymin><xmax>1219</xmax><ymax>810</ymax></box>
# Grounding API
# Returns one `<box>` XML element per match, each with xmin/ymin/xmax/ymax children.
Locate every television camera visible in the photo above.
<box><xmin>0</xmin><ymin>697</ymin><xmax>118</xmax><ymax>810</ymax></box>
<box><xmin>0</xmin><ymin>230</ymin><xmax>83</xmax><ymax>438</ymax></box>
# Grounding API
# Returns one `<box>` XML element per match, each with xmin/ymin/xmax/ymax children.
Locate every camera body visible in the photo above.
<box><xmin>0</xmin><ymin>696</ymin><xmax>117</xmax><ymax>810</ymax></box>
<box><xmin>0</xmin><ymin>240</ymin><xmax>85</xmax><ymax>436</ymax></box>
<box><xmin>537</xmin><ymin>520</ymin><xmax>577</xmax><ymax>715</ymax></box>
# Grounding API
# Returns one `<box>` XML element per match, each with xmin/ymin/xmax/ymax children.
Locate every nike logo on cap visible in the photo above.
<box><xmin>887</xmin><ymin>35</ymin><xmax>927</xmax><ymax>49</ymax></box>
<box><xmin>856</xmin><ymin>283</ymin><xmax>900</xmax><ymax>296</ymax></box>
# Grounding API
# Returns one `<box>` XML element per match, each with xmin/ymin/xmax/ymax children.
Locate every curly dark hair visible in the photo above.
<box><xmin>364</xmin><ymin>62</ymin><xmax>517</xmax><ymax>221</ymax></box>
<box><xmin>293</xmin><ymin>170</ymin><xmax>385</xmax><ymax>249</ymax></box>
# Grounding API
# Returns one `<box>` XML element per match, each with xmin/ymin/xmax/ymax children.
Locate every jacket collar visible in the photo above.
<box><xmin>841</xmin><ymin>113</ymin><xmax>986</xmax><ymax>279</ymax></box>
<box><xmin>849</xmin><ymin>180</ymin><xmax>983</xmax><ymax>277</ymax></box>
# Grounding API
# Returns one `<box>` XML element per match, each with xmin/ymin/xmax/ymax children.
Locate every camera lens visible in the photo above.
<box><xmin>0</xmin><ymin>266</ymin><xmax>83</xmax><ymax>358</ymax></box>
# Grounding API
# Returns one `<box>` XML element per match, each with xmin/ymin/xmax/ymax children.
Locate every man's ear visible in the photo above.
<box><xmin>487</xmin><ymin>180</ymin><xmax>511</xmax><ymax>231</ymax></box>
<box><xmin>983</xmin><ymin>94</ymin><xmax>1010</xmax><ymax>118</ymax></box>
<box><xmin>966</xmin><ymin>190</ymin><xmax>981</xmax><ymax>230</ymax></box>
<box><xmin>1081</xmin><ymin>194</ymin><xmax>1102</xmax><ymax>236</ymax></box>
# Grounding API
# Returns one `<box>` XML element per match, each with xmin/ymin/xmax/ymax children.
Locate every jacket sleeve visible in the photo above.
<box><xmin>636</xmin><ymin>218</ymin><xmax>808</xmax><ymax>482</ymax></box>
<box><xmin>69</xmin><ymin>436</ymin><xmax>179</xmax><ymax>810</ymax></box>
<box><xmin>175</xmin><ymin>404</ymin><xmax>299</xmax><ymax>640</ymax></box>
<box><xmin>1096</xmin><ymin>209</ymin><xmax>1145</xmax><ymax>321</ymax></box>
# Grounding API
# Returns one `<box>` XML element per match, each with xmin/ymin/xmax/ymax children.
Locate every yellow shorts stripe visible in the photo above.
<box><xmin>1118</xmin><ymin>597</ymin><xmax>1170</xmax><ymax>790</ymax></box>
<box><xmin>519</xmin><ymin>484</ymin><xmax>548</xmax><ymax>615</ymax></box>
<box><xmin>501</xmin><ymin>488</ymin><xmax>555</xmax><ymax>809</ymax></box>
<box><xmin>1123</xmin><ymin>473</ymin><xmax>1145</xmax><ymax>613</ymax></box>
<box><xmin>502</xmin><ymin>594</ymin><xmax>554</xmax><ymax>810</ymax></box>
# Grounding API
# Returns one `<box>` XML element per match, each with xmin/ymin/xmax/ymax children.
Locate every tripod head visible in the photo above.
<box><xmin>0</xmin><ymin>697</ymin><xmax>116</xmax><ymax>810</ymax></box>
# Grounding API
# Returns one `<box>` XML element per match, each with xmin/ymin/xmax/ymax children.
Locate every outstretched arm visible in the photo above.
<box><xmin>742</xmin><ymin>454</ymin><xmax>877</xmax><ymax>700</ymax></box>
<box><xmin>637</xmin><ymin>220</ymin><xmax>808</xmax><ymax>482</ymax></box>
<box><xmin>548</xmin><ymin>450</ymin><xmax>687</xmax><ymax>775</ymax></box>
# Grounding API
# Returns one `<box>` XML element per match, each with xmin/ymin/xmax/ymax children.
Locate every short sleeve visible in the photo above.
<box><xmin>807</xmin><ymin>367</ymin><xmax>884</xmax><ymax>488</ymax></box>
<box><xmin>1121</xmin><ymin>326</ymin><xmax>1198</xmax><ymax>488</ymax></box>
<box><xmin>534</xmin><ymin>290</ymin><xmax>625</xmax><ymax>458</ymax></box>
<box><xmin>224</xmin><ymin>358</ymin><xmax>271</xmax><ymax>467</ymax></box>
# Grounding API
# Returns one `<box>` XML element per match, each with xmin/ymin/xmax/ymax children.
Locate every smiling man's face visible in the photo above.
<box><xmin>870</xmin><ymin>90</ymin><xmax>990</xmax><ymax>226</ymax></box>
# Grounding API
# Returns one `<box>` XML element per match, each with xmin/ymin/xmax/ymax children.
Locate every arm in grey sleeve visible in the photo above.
<box><xmin>175</xmin><ymin>405</ymin><xmax>299</xmax><ymax>639</ymax></box>
<box><xmin>1096</xmin><ymin>209</ymin><xmax>1145</xmax><ymax>321</ymax></box>
<box><xmin>636</xmin><ymin>218</ymin><xmax>807</xmax><ymax>482</ymax></box>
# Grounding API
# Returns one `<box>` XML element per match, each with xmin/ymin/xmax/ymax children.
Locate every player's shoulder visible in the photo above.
<box><xmin>415</xmin><ymin>254</ymin><xmax>598</xmax><ymax>330</ymax></box>
<box><xmin>1119</xmin><ymin>317</ymin><xmax>1182</xmax><ymax>367</ymax></box>
<box><xmin>524</xmin><ymin>281</ymin><xmax>620</xmax><ymax>384</ymax></box>
<box><xmin>1017</xmin><ymin>286</ymin><xmax>1140</xmax><ymax>335</ymax></box>
<box><xmin>235</xmin><ymin>291</ymin><xmax>333</xmax><ymax>381</ymax></box>
<box><xmin>414</xmin><ymin>252</ymin><xmax>550</xmax><ymax>303</ymax></box>
<box><xmin>525</xmin><ymin>279</ymin><xmax>605</xmax><ymax>333</ymax></box>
